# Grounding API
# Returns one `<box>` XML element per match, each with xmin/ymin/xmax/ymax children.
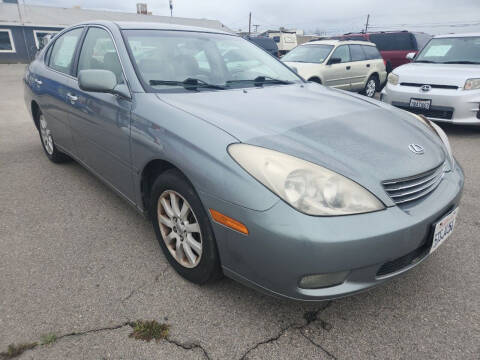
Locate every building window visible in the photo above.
<box><xmin>0</xmin><ymin>29</ymin><xmax>15</xmax><ymax>53</ymax></box>
<box><xmin>33</xmin><ymin>30</ymin><xmax>59</xmax><ymax>50</ymax></box>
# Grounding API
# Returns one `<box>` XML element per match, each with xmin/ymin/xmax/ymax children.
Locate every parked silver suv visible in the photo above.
<box><xmin>282</xmin><ymin>40</ymin><xmax>387</xmax><ymax>97</ymax></box>
<box><xmin>381</xmin><ymin>33</ymin><xmax>480</xmax><ymax>124</ymax></box>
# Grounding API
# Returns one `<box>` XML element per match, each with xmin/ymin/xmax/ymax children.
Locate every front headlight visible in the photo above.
<box><xmin>464</xmin><ymin>78</ymin><xmax>480</xmax><ymax>90</ymax></box>
<box><xmin>411</xmin><ymin>114</ymin><xmax>454</xmax><ymax>167</ymax></box>
<box><xmin>387</xmin><ymin>73</ymin><xmax>399</xmax><ymax>85</ymax></box>
<box><xmin>228</xmin><ymin>144</ymin><xmax>385</xmax><ymax>216</ymax></box>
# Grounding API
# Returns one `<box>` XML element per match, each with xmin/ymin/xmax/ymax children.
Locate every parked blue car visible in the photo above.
<box><xmin>24</xmin><ymin>21</ymin><xmax>464</xmax><ymax>301</ymax></box>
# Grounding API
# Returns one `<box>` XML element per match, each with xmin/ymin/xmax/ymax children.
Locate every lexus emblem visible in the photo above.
<box><xmin>409</xmin><ymin>144</ymin><xmax>425</xmax><ymax>155</ymax></box>
<box><xmin>420</xmin><ymin>84</ymin><xmax>431</xmax><ymax>92</ymax></box>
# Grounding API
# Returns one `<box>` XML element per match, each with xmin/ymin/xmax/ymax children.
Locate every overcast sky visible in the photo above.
<box><xmin>26</xmin><ymin>0</ymin><xmax>480</xmax><ymax>35</ymax></box>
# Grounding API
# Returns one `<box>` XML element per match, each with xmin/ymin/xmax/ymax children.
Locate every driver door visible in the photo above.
<box><xmin>68</xmin><ymin>26</ymin><xmax>135</xmax><ymax>200</ymax></box>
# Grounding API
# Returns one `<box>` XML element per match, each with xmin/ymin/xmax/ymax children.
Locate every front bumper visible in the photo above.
<box><xmin>201</xmin><ymin>162</ymin><xmax>464</xmax><ymax>301</ymax></box>
<box><xmin>381</xmin><ymin>83</ymin><xmax>480</xmax><ymax>125</ymax></box>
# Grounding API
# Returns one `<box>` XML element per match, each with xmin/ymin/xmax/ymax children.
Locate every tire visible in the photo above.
<box><xmin>363</xmin><ymin>75</ymin><xmax>378</xmax><ymax>98</ymax></box>
<box><xmin>150</xmin><ymin>169</ymin><xmax>222</xmax><ymax>284</ymax></box>
<box><xmin>37</xmin><ymin>111</ymin><xmax>70</xmax><ymax>163</ymax></box>
<box><xmin>309</xmin><ymin>77</ymin><xmax>322</xmax><ymax>84</ymax></box>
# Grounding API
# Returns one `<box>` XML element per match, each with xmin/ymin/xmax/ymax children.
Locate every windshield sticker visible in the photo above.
<box><xmin>424</xmin><ymin>45</ymin><xmax>451</xmax><ymax>57</ymax></box>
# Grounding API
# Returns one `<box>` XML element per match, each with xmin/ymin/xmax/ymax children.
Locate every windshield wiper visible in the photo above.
<box><xmin>415</xmin><ymin>60</ymin><xmax>438</xmax><ymax>63</ymax></box>
<box><xmin>442</xmin><ymin>61</ymin><xmax>480</xmax><ymax>64</ymax></box>
<box><xmin>149</xmin><ymin>78</ymin><xmax>226</xmax><ymax>90</ymax></box>
<box><xmin>226</xmin><ymin>76</ymin><xmax>294</xmax><ymax>86</ymax></box>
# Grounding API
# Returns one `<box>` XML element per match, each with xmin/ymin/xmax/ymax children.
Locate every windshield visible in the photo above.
<box><xmin>123</xmin><ymin>30</ymin><xmax>302</xmax><ymax>91</ymax></box>
<box><xmin>415</xmin><ymin>36</ymin><xmax>480</xmax><ymax>64</ymax></box>
<box><xmin>281</xmin><ymin>45</ymin><xmax>333</xmax><ymax>63</ymax></box>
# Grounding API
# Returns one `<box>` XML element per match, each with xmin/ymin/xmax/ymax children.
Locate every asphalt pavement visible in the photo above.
<box><xmin>0</xmin><ymin>64</ymin><xmax>479</xmax><ymax>359</ymax></box>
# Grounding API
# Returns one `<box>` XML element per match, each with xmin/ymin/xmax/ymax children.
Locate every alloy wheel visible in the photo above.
<box><xmin>157</xmin><ymin>190</ymin><xmax>203</xmax><ymax>268</ymax></box>
<box><xmin>39</xmin><ymin>115</ymin><xmax>54</xmax><ymax>155</ymax></box>
<box><xmin>365</xmin><ymin>79</ymin><xmax>376</xmax><ymax>97</ymax></box>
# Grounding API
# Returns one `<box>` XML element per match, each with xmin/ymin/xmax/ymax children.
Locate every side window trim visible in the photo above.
<box><xmin>75</xmin><ymin>25</ymin><xmax>132</xmax><ymax>97</ymax></box>
<box><xmin>45</xmin><ymin>26</ymin><xmax>85</xmax><ymax>79</ymax></box>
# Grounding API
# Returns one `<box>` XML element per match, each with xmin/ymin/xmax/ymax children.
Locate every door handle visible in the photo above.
<box><xmin>34</xmin><ymin>79</ymin><xmax>42</xmax><ymax>85</ymax></box>
<box><xmin>366</xmin><ymin>64</ymin><xmax>371</xmax><ymax>68</ymax></box>
<box><xmin>66</xmin><ymin>93</ymin><xmax>78</xmax><ymax>103</ymax></box>
<box><xmin>346</xmin><ymin>66</ymin><xmax>351</xmax><ymax>70</ymax></box>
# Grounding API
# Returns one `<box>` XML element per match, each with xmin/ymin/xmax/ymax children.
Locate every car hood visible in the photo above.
<box><xmin>157</xmin><ymin>83</ymin><xmax>446</xmax><ymax>202</ymax></box>
<box><xmin>393</xmin><ymin>62</ymin><xmax>480</xmax><ymax>87</ymax></box>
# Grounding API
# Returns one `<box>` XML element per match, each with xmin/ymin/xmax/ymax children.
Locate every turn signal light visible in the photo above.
<box><xmin>209</xmin><ymin>209</ymin><xmax>249</xmax><ymax>235</ymax></box>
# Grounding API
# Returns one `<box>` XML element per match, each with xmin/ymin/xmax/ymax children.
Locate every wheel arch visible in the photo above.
<box><xmin>31</xmin><ymin>100</ymin><xmax>41</xmax><ymax>130</ymax></box>
<box><xmin>140</xmin><ymin>158</ymin><xmax>192</xmax><ymax>217</ymax></box>
<box><xmin>308</xmin><ymin>76</ymin><xmax>323</xmax><ymax>84</ymax></box>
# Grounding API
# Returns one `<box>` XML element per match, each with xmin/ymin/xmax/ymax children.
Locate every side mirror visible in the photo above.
<box><xmin>327</xmin><ymin>57</ymin><xmax>342</xmax><ymax>65</ymax></box>
<box><xmin>78</xmin><ymin>69</ymin><xmax>130</xmax><ymax>98</ymax></box>
<box><xmin>406</xmin><ymin>52</ymin><xmax>416</xmax><ymax>60</ymax></box>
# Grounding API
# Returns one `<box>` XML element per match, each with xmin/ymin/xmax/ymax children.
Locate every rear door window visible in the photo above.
<box><xmin>362</xmin><ymin>45</ymin><xmax>382</xmax><ymax>59</ymax></box>
<box><xmin>369</xmin><ymin>33</ymin><xmax>415</xmax><ymax>51</ymax></box>
<box><xmin>331</xmin><ymin>45</ymin><xmax>351</xmax><ymax>63</ymax></box>
<box><xmin>349</xmin><ymin>45</ymin><xmax>366</xmax><ymax>61</ymax></box>
<box><xmin>48</xmin><ymin>27</ymin><xmax>83</xmax><ymax>75</ymax></box>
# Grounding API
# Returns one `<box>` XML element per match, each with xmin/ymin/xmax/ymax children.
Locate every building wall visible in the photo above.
<box><xmin>0</xmin><ymin>25</ymin><xmax>64</xmax><ymax>63</ymax></box>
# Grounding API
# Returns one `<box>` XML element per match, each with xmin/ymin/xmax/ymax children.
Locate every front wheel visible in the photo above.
<box><xmin>150</xmin><ymin>169</ymin><xmax>222</xmax><ymax>284</ymax></box>
<box><xmin>363</xmin><ymin>75</ymin><xmax>378</xmax><ymax>98</ymax></box>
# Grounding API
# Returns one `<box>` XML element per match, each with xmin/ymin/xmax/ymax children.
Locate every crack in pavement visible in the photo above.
<box><xmin>239</xmin><ymin>301</ymin><xmax>334</xmax><ymax>360</ymax></box>
<box><xmin>120</xmin><ymin>265</ymin><xmax>170</xmax><ymax>304</ymax></box>
<box><xmin>2</xmin><ymin>320</ymin><xmax>212</xmax><ymax>360</ymax></box>
<box><xmin>165</xmin><ymin>338</ymin><xmax>212</xmax><ymax>360</ymax></box>
<box><xmin>300</xmin><ymin>330</ymin><xmax>337</xmax><ymax>359</ymax></box>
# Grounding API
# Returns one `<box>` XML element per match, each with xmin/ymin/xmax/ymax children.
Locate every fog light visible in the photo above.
<box><xmin>299</xmin><ymin>271</ymin><xmax>349</xmax><ymax>289</ymax></box>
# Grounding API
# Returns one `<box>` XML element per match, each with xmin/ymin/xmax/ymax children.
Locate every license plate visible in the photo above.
<box><xmin>430</xmin><ymin>208</ymin><xmax>458</xmax><ymax>254</ymax></box>
<box><xmin>410</xmin><ymin>98</ymin><xmax>431</xmax><ymax>110</ymax></box>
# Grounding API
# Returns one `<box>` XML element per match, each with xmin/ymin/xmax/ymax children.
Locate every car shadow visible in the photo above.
<box><xmin>436</xmin><ymin>122</ymin><xmax>480</xmax><ymax>136</ymax></box>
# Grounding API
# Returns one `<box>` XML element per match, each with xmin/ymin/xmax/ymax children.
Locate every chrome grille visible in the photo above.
<box><xmin>383</xmin><ymin>163</ymin><xmax>446</xmax><ymax>205</ymax></box>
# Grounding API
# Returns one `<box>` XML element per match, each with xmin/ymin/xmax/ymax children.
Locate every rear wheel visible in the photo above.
<box><xmin>150</xmin><ymin>169</ymin><xmax>222</xmax><ymax>284</ymax></box>
<box><xmin>363</xmin><ymin>75</ymin><xmax>378</xmax><ymax>98</ymax></box>
<box><xmin>38</xmin><ymin>113</ymin><xmax>70</xmax><ymax>163</ymax></box>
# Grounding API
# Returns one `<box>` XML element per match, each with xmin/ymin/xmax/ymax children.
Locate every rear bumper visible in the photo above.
<box><xmin>381</xmin><ymin>83</ymin><xmax>480</xmax><ymax>125</ymax></box>
<box><xmin>200</xmin><ymin>162</ymin><xmax>464</xmax><ymax>301</ymax></box>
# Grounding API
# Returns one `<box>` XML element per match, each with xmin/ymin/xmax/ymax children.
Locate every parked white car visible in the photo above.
<box><xmin>381</xmin><ymin>33</ymin><xmax>480</xmax><ymax>124</ymax></box>
<box><xmin>282</xmin><ymin>40</ymin><xmax>387</xmax><ymax>97</ymax></box>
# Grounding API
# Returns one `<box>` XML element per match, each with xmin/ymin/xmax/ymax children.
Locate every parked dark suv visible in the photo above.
<box><xmin>336</xmin><ymin>31</ymin><xmax>432</xmax><ymax>72</ymax></box>
<box><xmin>244</xmin><ymin>36</ymin><xmax>279</xmax><ymax>57</ymax></box>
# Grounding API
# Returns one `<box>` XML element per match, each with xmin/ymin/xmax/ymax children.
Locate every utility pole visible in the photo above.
<box><xmin>248</xmin><ymin>12</ymin><xmax>252</xmax><ymax>37</ymax></box>
<box><xmin>364</xmin><ymin>14</ymin><xmax>370</xmax><ymax>33</ymax></box>
<box><xmin>253</xmin><ymin>24</ymin><xmax>260</xmax><ymax>33</ymax></box>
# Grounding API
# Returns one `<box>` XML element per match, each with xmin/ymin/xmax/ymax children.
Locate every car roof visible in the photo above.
<box><xmin>75</xmin><ymin>20</ymin><xmax>233</xmax><ymax>35</ymax></box>
<box><xmin>305</xmin><ymin>39</ymin><xmax>376</xmax><ymax>46</ymax></box>
<box><xmin>434</xmin><ymin>32</ymin><xmax>480</xmax><ymax>38</ymax></box>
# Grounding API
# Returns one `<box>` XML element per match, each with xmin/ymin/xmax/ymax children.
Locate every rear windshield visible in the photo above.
<box><xmin>369</xmin><ymin>33</ymin><xmax>415</xmax><ymax>51</ymax></box>
<box><xmin>249</xmin><ymin>38</ymin><xmax>277</xmax><ymax>51</ymax></box>
<box><xmin>281</xmin><ymin>44</ymin><xmax>333</xmax><ymax>63</ymax></box>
